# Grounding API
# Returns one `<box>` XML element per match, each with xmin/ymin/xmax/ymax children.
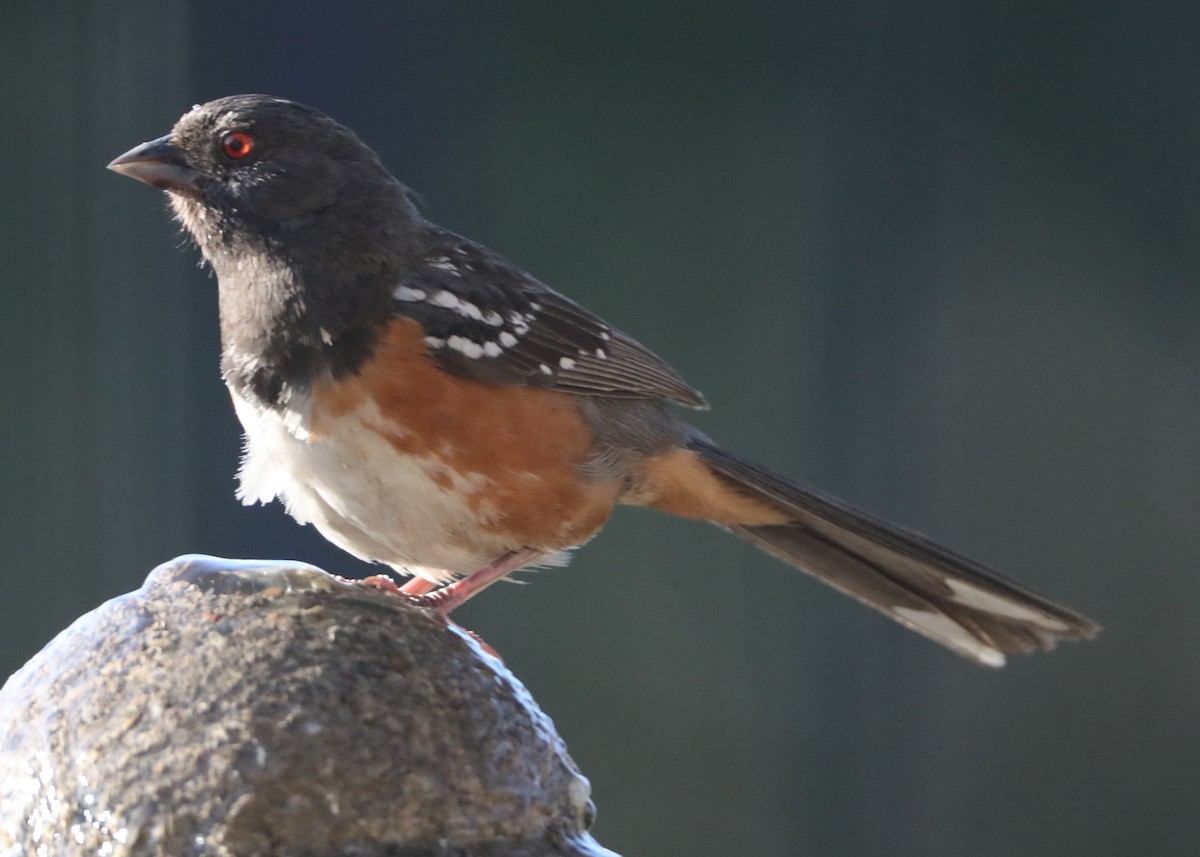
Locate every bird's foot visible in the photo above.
<box><xmin>358</xmin><ymin>558</ymin><xmax>538</xmax><ymax>662</ymax></box>
<box><xmin>403</xmin><ymin>549</ymin><xmax>541</xmax><ymax>615</ymax></box>
<box><xmin>360</xmin><ymin>574</ymin><xmax>403</xmax><ymax>593</ymax></box>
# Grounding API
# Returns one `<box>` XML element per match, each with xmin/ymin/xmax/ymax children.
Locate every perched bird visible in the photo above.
<box><xmin>109</xmin><ymin>95</ymin><xmax>1097</xmax><ymax>667</ymax></box>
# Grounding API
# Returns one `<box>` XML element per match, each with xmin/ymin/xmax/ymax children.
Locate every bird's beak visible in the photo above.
<box><xmin>107</xmin><ymin>134</ymin><xmax>202</xmax><ymax>194</ymax></box>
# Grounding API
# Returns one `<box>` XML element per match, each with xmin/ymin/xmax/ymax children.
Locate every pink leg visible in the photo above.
<box><xmin>410</xmin><ymin>549</ymin><xmax>541</xmax><ymax>615</ymax></box>
<box><xmin>399</xmin><ymin>576</ymin><xmax>437</xmax><ymax>596</ymax></box>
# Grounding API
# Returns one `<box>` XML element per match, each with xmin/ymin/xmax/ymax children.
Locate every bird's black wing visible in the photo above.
<box><xmin>390</xmin><ymin>228</ymin><xmax>706</xmax><ymax>408</ymax></box>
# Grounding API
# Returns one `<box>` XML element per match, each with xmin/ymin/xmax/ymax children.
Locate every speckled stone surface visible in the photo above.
<box><xmin>0</xmin><ymin>555</ymin><xmax>617</xmax><ymax>857</ymax></box>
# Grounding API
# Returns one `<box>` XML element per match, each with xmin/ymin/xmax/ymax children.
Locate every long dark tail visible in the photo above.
<box><xmin>686</xmin><ymin>436</ymin><xmax>1099</xmax><ymax>667</ymax></box>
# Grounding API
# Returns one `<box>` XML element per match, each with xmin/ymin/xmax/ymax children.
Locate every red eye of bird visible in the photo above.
<box><xmin>221</xmin><ymin>131</ymin><xmax>254</xmax><ymax>160</ymax></box>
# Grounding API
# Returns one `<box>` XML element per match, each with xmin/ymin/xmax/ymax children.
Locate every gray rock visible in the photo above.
<box><xmin>0</xmin><ymin>555</ymin><xmax>617</xmax><ymax>857</ymax></box>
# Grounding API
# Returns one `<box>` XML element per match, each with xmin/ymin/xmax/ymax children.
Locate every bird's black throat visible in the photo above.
<box><xmin>195</xmin><ymin>215</ymin><xmax>400</xmax><ymax>410</ymax></box>
<box><xmin>218</xmin><ymin>260</ymin><xmax>397</xmax><ymax>409</ymax></box>
<box><xmin>171</xmin><ymin>181</ymin><xmax>418</xmax><ymax>410</ymax></box>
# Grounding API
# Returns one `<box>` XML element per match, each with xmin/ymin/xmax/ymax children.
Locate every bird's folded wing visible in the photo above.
<box><xmin>390</xmin><ymin>228</ymin><xmax>706</xmax><ymax>408</ymax></box>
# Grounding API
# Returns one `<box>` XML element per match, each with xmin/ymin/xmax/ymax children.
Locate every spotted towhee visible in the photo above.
<box><xmin>109</xmin><ymin>95</ymin><xmax>1097</xmax><ymax>667</ymax></box>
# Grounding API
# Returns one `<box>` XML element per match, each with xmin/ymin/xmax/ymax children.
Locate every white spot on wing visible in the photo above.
<box><xmin>499</xmin><ymin>331</ymin><xmax>518</xmax><ymax>347</ymax></box>
<box><xmin>483</xmin><ymin>341</ymin><xmax>502</xmax><ymax>357</ymax></box>
<box><xmin>595</xmin><ymin>347</ymin><xmax>607</xmax><ymax>358</ymax></box>
<box><xmin>559</xmin><ymin>357</ymin><xmax>577</xmax><ymax>370</ymax></box>
<box><xmin>509</xmin><ymin>311</ymin><xmax>530</xmax><ymax>335</ymax></box>
<box><xmin>539</xmin><ymin>363</ymin><xmax>553</xmax><ymax>375</ymax></box>
<box><xmin>395</xmin><ymin>285</ymin><xmax>426</xmax><ymax>302</ymax></box>
<box><xmin>424</xmin><ymin>336</ymin><xmax>445</xmax><ymax>349</ymax></box>
<box><xmin>428</xmin><ymin>256</ymin><xmax>461</xmax><ymax>276</ymax></box>
<box><xmin>429</xmin><ymin>290</ymin><xmax>490</xmax><ymax>323</ymax></box>
<box><xmin>447</xmin><ymin>335</ymin><xmax>484</xmax><ymax>359</ymax></box>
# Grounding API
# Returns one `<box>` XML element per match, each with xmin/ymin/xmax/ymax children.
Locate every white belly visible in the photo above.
<box><xmin>231</xmin><ymin>391</ymin><xmax>512</xmax><ymax>580</ymax></box>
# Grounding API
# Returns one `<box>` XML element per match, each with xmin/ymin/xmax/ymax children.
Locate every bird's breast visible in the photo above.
<box><xmin>229</xmin><ymin>318</ymin><xmax>622</xmax><ymax>577</ymax></box>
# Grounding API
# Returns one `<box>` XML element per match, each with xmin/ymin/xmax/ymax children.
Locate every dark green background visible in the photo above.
<box><xmin>2</xmin><ymin>3</ymin><xmax>1196</xmax><ymax>855</ymax></box>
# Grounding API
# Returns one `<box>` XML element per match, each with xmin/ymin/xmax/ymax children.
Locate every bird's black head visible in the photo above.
<box><xmin>109</xmin><ymin>95</ymin><xmax>418</xmax><ymax>270</ymax></box>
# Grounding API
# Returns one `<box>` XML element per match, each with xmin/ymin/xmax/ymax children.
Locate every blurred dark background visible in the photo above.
<box><xmin>2</xmin><ymin>2</ymin><xmax>1197</xmax><ymax>855</ymax></box>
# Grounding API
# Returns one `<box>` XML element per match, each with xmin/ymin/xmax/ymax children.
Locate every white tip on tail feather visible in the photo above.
<box><xmin>892</xmin><ymin>606</ymin><xmax>1007</xmax><ymax>668</ymax></box>
<box><xmin>943</xmin><ymin>579</ymin><xmax>1071</xmax><ymax>632</ymax></box>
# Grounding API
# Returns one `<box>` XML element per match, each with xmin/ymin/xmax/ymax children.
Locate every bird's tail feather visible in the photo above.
<box><xmin>686</xmin><ymin>436</ymin><xmax>1099</xmax><ymax>667</ymax></box>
